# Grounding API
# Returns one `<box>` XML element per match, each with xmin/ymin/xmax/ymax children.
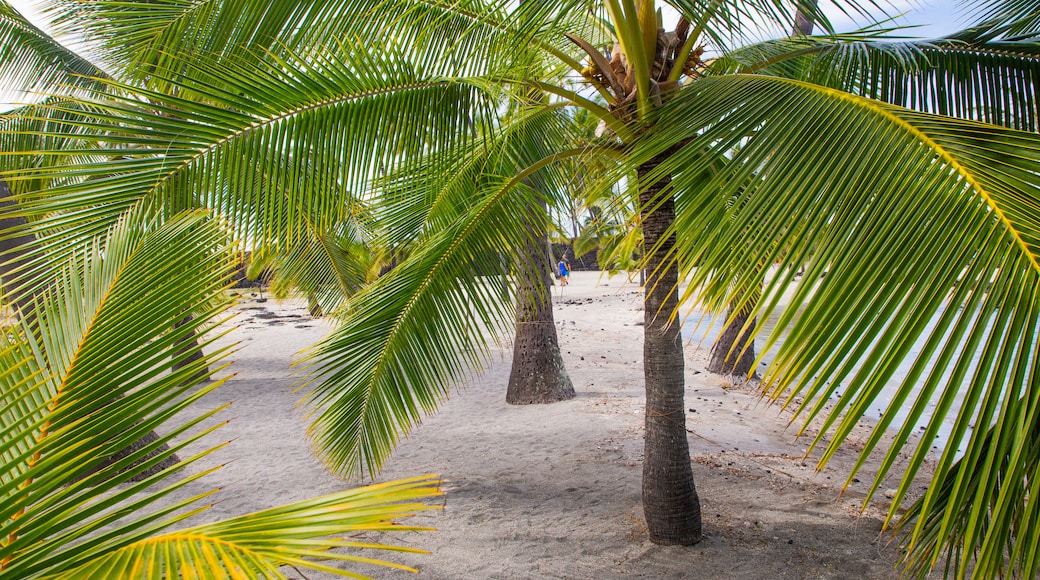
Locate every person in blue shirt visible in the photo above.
<box><xmin>557</xmin><ymin>257</ymin><xmax>570</xmax><ymax>286</ymax></box>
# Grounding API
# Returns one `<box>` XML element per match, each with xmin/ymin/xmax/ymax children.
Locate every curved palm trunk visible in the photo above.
<box><xmin>638</xmin><ymin>158</ymin><xmax>701</xmax><ymax>545</ymax></box>
<box><xmin>707</xmin><ymin>297</ymin><xmax>758</xmax><ymax>377</ymax></box>
<box><xmin>0</xmin><ymin>179</ymin><xmax>180</xmax><ymax>482</ymax></box>
<box><xmin>507</xmin><ymin>197</ymin><xmax>574</xmax><ymax>404</ymax></box>
<box><xmin>706</xmin><ymin>4</ymin><xmax>818</xmax><ymax>380</ymax></box>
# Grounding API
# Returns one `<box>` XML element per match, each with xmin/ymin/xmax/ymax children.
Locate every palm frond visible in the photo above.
<box><xmin>303</xmin><ymin>178</ymin><xmax>522</xmax><ymax>477</ymax></box>
<box><xmin>0</xmin><ymin>37</ymin><xmax>502</xmax><ymax>298</ymax></box>
<box><xmin>633</xmin><ymin>73</ymin><xmax>1040</xmax><ymax>577</ymax></box>
<box><xmin>0</xmin><ymin>2</ymin><xmax>107</xmax><ymax>102</ymax></box>
<box><xmin>718</xmin><ymin>29</ymin><xmax>1040</xmax><ymax>131</ymax></box>
<box><xmin>0</xmin><ymin>99</ymin><xmax>110</xmax><ymax>184</ymax></box>
<box><xmin>304</xmin><ymin>105</ymin><xmax>589</xmax><ymax>477</ymax></box>
<box><xmin>0</xmin><ymin>210</ymin><xmax>238</xmax><ymax>577</ymax></box>
<box><xmin>665</xmin><ymin>0</ymin><xmax>896</xmax><ymax>54</ymax></box>
<box><xmin>45</xmin><ymin>475</ymin><xmax>442</xmax><ymax>579</ymax></box>
<box><xmin>44</xmin><ymin>0</ymin><xmax>598</xmax><ymax>87</ymax></box>
<box><xmin>962</xmin><ymin>0</ymin><xmax>1040</xmax><ymax>39</ymax></box>
<box><xmin>0</xmin><ymin>207</ymin><xmax>443</xmax><ymax>577</ymax></box>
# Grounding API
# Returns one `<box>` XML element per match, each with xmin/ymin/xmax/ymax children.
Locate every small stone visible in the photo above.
<box><xmin>884</xmin><ymin>489</ymin><xmax>897</xmax><ymax>499</ymax></box>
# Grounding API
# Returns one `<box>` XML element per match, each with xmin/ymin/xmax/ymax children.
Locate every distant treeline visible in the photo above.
<box><xmin>551</xmin><ymin>243</ymin><xmax>599</xmax><ymax>271</ymax></box>
<box><xmin>230</xmin><ymin>252</ymin><xmax>271</xmax><ymax>288</ymax></box>
<box><xmin>230</xmin><ymin>245</ymin><xmax>602</xmax><ymax>289</ymax></box>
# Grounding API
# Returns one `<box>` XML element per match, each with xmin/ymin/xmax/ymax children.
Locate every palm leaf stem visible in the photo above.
<box><xmin>523</xmin><ymin>80</ymin><xmax>631</xmax><ymax>139</ymax></box>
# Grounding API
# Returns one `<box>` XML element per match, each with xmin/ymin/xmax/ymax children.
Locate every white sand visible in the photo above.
<box><xmin>164</xmin><ymin>271</ymin><xmax>938</xmax><ymax>579</ymax></box>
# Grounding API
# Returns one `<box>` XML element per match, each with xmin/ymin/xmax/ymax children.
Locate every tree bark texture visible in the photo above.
<box><xmin>171</xmin><ymin>315</ymin><xmax>212</xmax><ymax>384</ymax></box>
<box><xmin>506</xmin><ymin>196</ymin><xmax>575</xmax><ymax>405</ymax></box>
<box><xmin>0</xmin><ymin>180</ymin><xmax>38</xmax><ymax>314</ymax></box>
<box><xmin>707</xmin><ymin>298</ymin><xmax>758</xmax><ymax>378</ymax></box>
<box><xmin>1</xmin><ymin>179</ymin><xmax>180</xmax><ymax>482</ymax></box>
<box><xmin>791</xmin><ymin>1</ymin><xmax>819</xmax><ymax>35</ymax></box>
<box><xmin>638</xmin><ymin>159</ymin><xmax>702</xmax><ymax>545</ymax></box>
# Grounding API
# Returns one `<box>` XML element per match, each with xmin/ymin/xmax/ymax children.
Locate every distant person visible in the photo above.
<box><xmin>557</xmin><ymin>257</ymin><xmax>570</xmax><ymax>286</ymax></box>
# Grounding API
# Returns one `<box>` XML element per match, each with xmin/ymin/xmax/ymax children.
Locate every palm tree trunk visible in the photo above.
<box><xmin>507</xmin><ymin>197</ymin><xmax>574</xmax><ymax>404</ymax></box>
<box><xmin>638</xmin><ymin>157</ymin><xmax>701</xmax><ymax>545</ymax></box>
<box><xmin>707</xmin><ymin>297</ymin><xmax>758</xmax><ymax>377</ymax></box>
<box><xmin>705</xmin><ymin>2</ymin><xmax>818</xmax><ymax>379</ymax></box>
<box><xmin>0</xmin><ymin>181</ymin><xmax>37</xmax><ymax>313</ymax></box>
<box><xmin>506</xmin><ymin>0</ymin><xmax>572</xmax><ymax>404</ymax></box>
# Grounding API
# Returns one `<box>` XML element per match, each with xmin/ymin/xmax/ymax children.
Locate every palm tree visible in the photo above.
<box><xmin>3</xmin><ymin>0</ymin><xmax>1040</xmax><ymax>576</ymax></box>
<box><xmin>0</xmin><ymin>208</ymin><xmax>441</xmax><ymax>577</ymax></box>
<box><xmin>0</xmin><ymin>7</ymin><xmax>444</xmax><ymax>577</ymax></box>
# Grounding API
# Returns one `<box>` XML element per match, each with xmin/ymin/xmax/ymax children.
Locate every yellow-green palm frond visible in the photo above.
<box><xmin>41</xmin><ymin>475</ymin><xmax>443</xmax><ymax>580</ymax></box>
<box><xmin>633</xmin><ymin>73</ymin><xmax>1040</xmax><ymax>577</ymax></box>
<box><xmin>0</xmin><ymin>210</ymin><xmax>237</xmax><ymax>577</ymax></box>
<box><xmin>0</xmin><ymin>206</ymin><xmax>442</xmax><ymax>578</ymax></box>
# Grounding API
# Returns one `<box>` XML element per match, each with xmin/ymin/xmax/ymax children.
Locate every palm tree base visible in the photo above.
<box><xmin>506</xmin><ymin>320</ymin><xmax>575</xmax><ymax>404</ymax></box>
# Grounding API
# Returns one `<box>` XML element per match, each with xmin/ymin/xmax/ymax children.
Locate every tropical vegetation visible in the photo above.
<box><xmin>2</xmin><ymin>0</ymin><xmax>1040</xmax><ymax>577</ymax></box>
<box><xmin>0</xmin><ymin>4</ymin><xmax>445</xmax><ymax>578</ymax></box>
<box><xmin>0</xmin><ymin>205</ymin><xmax>441</xmax><ymax>577</ymax></box>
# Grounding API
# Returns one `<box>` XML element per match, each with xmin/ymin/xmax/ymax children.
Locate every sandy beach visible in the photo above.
<box><xmin>165</xmin><ymin>271</ymin><xmax>938</xmax><ymax>579</ymax></box>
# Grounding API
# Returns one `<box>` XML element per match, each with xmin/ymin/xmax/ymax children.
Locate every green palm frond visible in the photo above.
<box><xmin>664</xmin><ymin>0</ymin><xmax>894</xmax><ymax>53</ymax></box>
<box><xmin>0</xmin><ymin>37</ymin><xmax>501</xmax><ymax>293</ymax></box>
<box><xmin>304</xmin><ymin>177</ymin><xmax>522</xmax><ymax>477</ymax></box>
<box><xmin>46</xmin><ymin>0</ymin><xmax>597</xmax><ymax>86</ymax></box>
<box><xmin>633</xmin><ymin>73</ymin><xmax>1040</xmax><ymax>577</ymax></box>
<box><xmin>10</xmin><ymin>1</ymin><xmax>1040</xmax><ymax>576</ymax></box>
<box><xmin>0</xmin><ymin>2</ymin><xmax>106</xmax><ymax>101</ymax></box>
<box><xmin>374</xmin><ymin>101</ymin><xmax>592</xmax><ymax>244</ymax></box>
<box><xmin>48</xmin><ymin>0</ymin><xmax>311</xmax><ymax>84</ymax></box>
<box><xmin>963</xmin><ymin>0</ymin><xmax>1040</xmax><ymax>39</ymax></box>
<box><xmin>0</xmin><ymin>208</ymin><xmax>442</xmax><ymax>578</ymax></box>
<box><xmin>305</xmin><ymin>107</ymin><xmax>589</xmax><ymax>477</ymax></box>
<box><xmin>718</xmin><ymin>30</ymin><xmax>1040</xmax><ymax>131</ymax></box>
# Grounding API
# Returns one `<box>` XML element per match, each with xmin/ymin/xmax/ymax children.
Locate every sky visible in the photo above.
<box><xmin>1</xmin><ymin>0</ymin><xmax>969</xmax><ymax>111</ymax></box>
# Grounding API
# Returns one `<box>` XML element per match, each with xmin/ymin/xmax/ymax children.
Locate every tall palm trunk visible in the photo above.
<box><xmin>638</xmin><ymin>157</ymin><xmax>701</xmax><ymax>545</ymax></box>
<box><xmin>507</xmin><ymin>196</ymin><xmax>574</xmax><ymax>404</ymax></box>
